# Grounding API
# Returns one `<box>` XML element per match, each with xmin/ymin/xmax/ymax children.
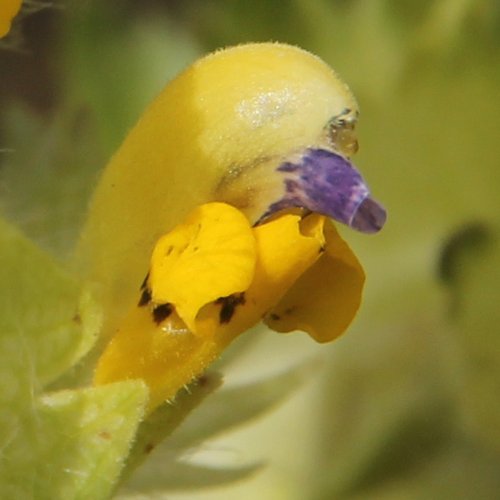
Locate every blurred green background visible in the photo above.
<box><xmin>1</xmin><ymin>1</ymin><xmax>500</xmax><ymax>499</ymax></box>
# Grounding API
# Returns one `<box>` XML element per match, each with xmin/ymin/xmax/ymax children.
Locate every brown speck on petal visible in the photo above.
<box><xmin>216</xmin><ymin>293</ymin><xmax>246</xmax><ymax>324</ymax></box>
<box><xmin>152</xmin><ymin>303</ymin><xmax>173</xmax><ymax>324</ymax></box>
<box><xmin>138</xmin><ymin>288</ymin><xmax>152</xmax><ymax>307</ymax></box>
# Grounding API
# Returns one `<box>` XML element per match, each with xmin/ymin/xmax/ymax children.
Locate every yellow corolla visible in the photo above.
<box><xmin>82</xmin><ymin>43</ymin><xmax>386</xmax><ymax>412</ymax></box>
<box><xmin>94</xmin><ymin>202</ymin><xmax>364</xmax><ymax>411</ymax></box>
<box><xmin>0</xmin><ymin>0</ymin><xmax>22</xmax><ymax>38</ymax></box>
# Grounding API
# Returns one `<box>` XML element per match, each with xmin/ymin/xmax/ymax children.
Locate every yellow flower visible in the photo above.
<box><xmin>81</xmin><ymin>43</ymin><xmax>386</xmax><ymax>413</ymax></box>
<box><xmin>94</xmin><ymin>202</ymin><xmax>364</xmax><ymax>411</ymax></box>
<box><xmin>0</xmin><ymin>0</ymin><xmax>22</xmax><ymax>38</ymax></box>
<box><xmin>76</xmin><ymin>43</ymin><xmax>365</xmax><ymax>332</ymax></box>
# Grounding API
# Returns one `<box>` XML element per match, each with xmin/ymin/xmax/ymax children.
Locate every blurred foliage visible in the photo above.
<box><xmin>1</xmin><ymin>0</ymin><xmax>500</xmax><ymax>498</ymax></box>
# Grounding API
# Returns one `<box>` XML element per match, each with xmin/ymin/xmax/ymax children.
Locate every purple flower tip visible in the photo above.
<box><xmin>261</xmin><ymin>148</ymin><xmax>386</xmax><ymax>234</ymax></box>
<box><xmin>350</xmin><ymin>196</ymin><xmax>387</xmax><ymax>233</ymax></box>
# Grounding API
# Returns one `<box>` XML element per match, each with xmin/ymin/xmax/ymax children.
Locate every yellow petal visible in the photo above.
<box><xmin>0</xmin><ymin>0</ymin><xmax>21</xmax><ymax>38</ymax></box>
<box><xmin>264</xmin><ymin>220</ymin><xmax>365</xmax><ymax>343</ymax></box>
<box><xmin>195</xmin><ymin>213</ymin><xmax>326</xmax><ymax>337</ymax></box>
<box><xmin>149</xmin><ymin>203</ymin><xmax>256</xmax><ymax>333</ymax></box>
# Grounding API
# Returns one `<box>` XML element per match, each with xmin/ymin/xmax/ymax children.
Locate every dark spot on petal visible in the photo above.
<box><xmin>319</xmin><ymin>245</ymin><xmax>326</xmax><ymax>254</ymax></box>
<box><xmin>140</xmin><ymin>272</ymin><xmax>150</xmax><ymax>290</ymax></box>
<box><xmin>166</xmin><ymin>245</ymin><xmax>174</xmax><ymax>256</ymax></box>
<box><xmin>144</xmin><ymin>443</ymin><xmax>155</xmax><ymax>454</ymax></box>
<box><xmin>216</xmin><ymin>293</ymin><xmax>246</xmax><ymax>324</ymax></box>
<box><xmin>98</xmin><ymin>430</ymin><xmax>111</xmax><ymax>440</ymax></box>
<box><xmin>197</xmin><ymin>374</ymin><xmax>209</xmax><ymax>386</ymax></box>
<box><xmin>72</xmin><ymin>313</ymin><xmax>82</xmax><ymax>325</ymax></box>
<box><xmin>152</xmin><ymin>303</ymin><xmax>173</xmax><ymax>324</ymax></box>
<box><xmin>268</xmin><ymin>313</ymin><xmax>281</xmax><ymax>321</ymax></box>
<box><xmin>138</xmin><ymin>287</ymin><xmax>152</xmax><ymax>307</ymax></box>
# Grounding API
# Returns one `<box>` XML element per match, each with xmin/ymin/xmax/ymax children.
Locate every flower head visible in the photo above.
<box><xmin>83</xmin><ymin>43</ymin><xmax>386</xmax><ymax>412</ymax></box>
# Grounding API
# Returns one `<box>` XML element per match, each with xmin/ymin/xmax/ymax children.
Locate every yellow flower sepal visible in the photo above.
<box><xmin>0</xmin><ymin>0</ymin><xmax>22</xmax><ymax>38</ymax></box>
<box><xmin>94</xmin><ymin>203</ymin><xmax>341</xmax><ymax>412</ymax></box>
<box><xmin>94</xmin><ymin>308</ymin><xmax>215</xmax><ymax>412</ymax></box>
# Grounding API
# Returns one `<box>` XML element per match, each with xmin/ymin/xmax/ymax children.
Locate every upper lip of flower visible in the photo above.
<box><xmin>214</xmin><ymin>145</ymin><xmax>386</xmax><ymax>234</ymax></box>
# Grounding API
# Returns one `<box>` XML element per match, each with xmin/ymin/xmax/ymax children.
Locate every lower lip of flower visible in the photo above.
<box><xmin>93</xmin><ymin>203</ymin><xmax>359</xmax><ymax>413</ymax></box>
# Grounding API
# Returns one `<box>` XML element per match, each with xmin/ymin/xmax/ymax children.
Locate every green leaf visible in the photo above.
<box><xmin>0</xmin><ymin>219</ymin><xmax>149</xmax><ymax>499</ymax></box>
<box><xmin>0</xmin><ymin>217</ymin><xmax>100</xmax><ymax>396</ymax></box>
<box><xmin>0</xmin><ymin>381</ymin><xmax>148</xmax><ymax>500</ymax></box>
